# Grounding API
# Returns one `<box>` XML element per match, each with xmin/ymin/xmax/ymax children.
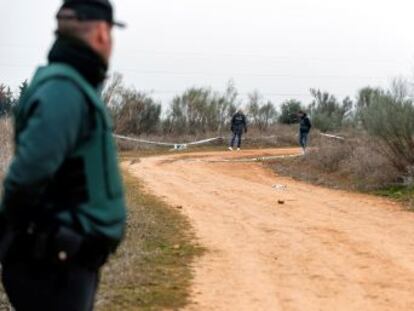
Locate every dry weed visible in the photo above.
<box><xmin>0</xmin><ymin>118</ymin><xmax>12</xmax><ymax>179</ymax></box>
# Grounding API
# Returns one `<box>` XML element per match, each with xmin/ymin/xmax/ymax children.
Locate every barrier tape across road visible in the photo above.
<box><xmin>113</xmin><ymin>134</ymin><xmax>223</xmax><ymax>150</ymax></box>
<box><xmin>114</xmin><ymin>132</ymin><xmax>345</xmax><ymax>151</ymax></box>
<box><xmin>319</xmin><ymin>133</ymin><xmax>345</xmax><ymax>141</ymax></box>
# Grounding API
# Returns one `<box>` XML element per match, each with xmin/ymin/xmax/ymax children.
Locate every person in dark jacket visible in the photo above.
<box><xmin>229</xmin><ymin>110</ymin><xmax>248</xmax><ymax>151</ymax></box>
<box><xmin>298</xmin><ymin>110</ymin><xmax>312</xmax><ymax>154</ymax></box>
<box><xmin>0</xmin><ymin>1</ymin><xmax>126</xmax><ymax>310</ymax></box>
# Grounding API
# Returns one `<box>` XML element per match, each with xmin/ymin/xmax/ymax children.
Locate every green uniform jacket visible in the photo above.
<box><xmin>1</xmin><ymin>64</ymin><xmax>126</xmax><ymax>245</ymax></box>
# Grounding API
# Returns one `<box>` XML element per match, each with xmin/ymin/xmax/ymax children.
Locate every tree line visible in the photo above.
<box><xmin>101</xmin><ymin>74</ymin><xmax>414</xmax><ymax>179</ymax></box>
<box><xmin>102</xmin><ymin>74</ymin><xmax>348</xmax><ymax>136</ymax></box>
<box><xmin>101</xmin><ymin>73</ymin><xmax>413</xmax><ymax>135</ymax></box>
<box><xmin>1</xmin><ymin>74</ymin><xmax>413</xmax><ymax>177</ymax></box>
<box><xmin>2</xmin><ymin>76</ymin><xmax>413</xmax><ymax>139</ymax></box>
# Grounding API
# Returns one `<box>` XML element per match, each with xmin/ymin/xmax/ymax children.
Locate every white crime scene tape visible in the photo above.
<box><xmin>113</xmin><ymin>134</ymin><xmax>223</xmax><ymax>150</ymax></box>
<box><xmin>320</xmin><ymin>133</ymin><xmax>345</xmax><ymax>141</ymax></box>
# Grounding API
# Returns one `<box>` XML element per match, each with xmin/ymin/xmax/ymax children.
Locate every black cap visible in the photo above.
<box><xmin>57</xmin><ymin>0</ymin><xmax>126</xmax><ymax>28</ymax></box>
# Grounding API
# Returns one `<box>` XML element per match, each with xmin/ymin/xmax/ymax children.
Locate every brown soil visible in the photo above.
<box><xmin>126</xmin><ymin>148</ymin><xmax>414</xmax><ymax>311</ymax></box>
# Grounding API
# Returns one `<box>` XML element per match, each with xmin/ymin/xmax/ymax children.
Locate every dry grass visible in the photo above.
<box><xmin>96</xmin><ymin>171</ymin><xmax>203</xmax><ymax>310</ymax></box>
<box><xmin>0</xmin><ymin>118</ymin><xmax>12</xmax><ymax>180</ymax></box>
<box><xmin>268</xmin><ymin>131</ymin><xmax>414</xmax><ymax>208</ymax></box>
<box><xmin>243</xmin><ymin>124</ymin><xmax>303</xmax><ymax>148</ymax></box>
<box><xmin>269</xmin><ymin>134</ymin><xmax>401</xmax><ymax>191</ymax></box>
<box><xmin>0</xmin><ymin>118</ymin><xmax>12</xmax><ymax>309</ymax></box>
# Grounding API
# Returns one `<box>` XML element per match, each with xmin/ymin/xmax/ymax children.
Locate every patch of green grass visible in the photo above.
<box><xmin>374</xmin><ymin>185</ymin><xmax>414</xmax><ymax>208</ymax></box>
<box><xmin>97</xmin><ymin>172</ymin><xmax>204</xmax><ymax>311</ymax></box>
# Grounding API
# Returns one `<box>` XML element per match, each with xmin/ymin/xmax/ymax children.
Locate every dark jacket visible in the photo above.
<box><xmin>299</xmin><ymin>115</ymin><xmax>312</xmax><ymax>133</ymax></box>
<box><xmin>1</xmin><ymin>37</ymin><xmax>126</xmax><ymax>243</ymax></box>
<box><xmin>231</xmin><ymin>112</ymin><xmax>247</xmax><ymax>133</ymax></box>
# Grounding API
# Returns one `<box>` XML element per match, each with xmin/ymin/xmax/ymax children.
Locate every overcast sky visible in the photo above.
<box><xmin>1</xmin><ymin>0</ymin><xmax>413</xmax><ymax>107</ymax></box>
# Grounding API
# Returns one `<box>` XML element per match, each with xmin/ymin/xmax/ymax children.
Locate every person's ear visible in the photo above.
<box><xmin>97</xmin><ymin>22</ymin><xmax>111</xmax><ymax>46</ymax></box>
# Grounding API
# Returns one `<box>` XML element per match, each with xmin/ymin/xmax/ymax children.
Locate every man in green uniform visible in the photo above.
<box><xmin>0</xmin><ymin>1</ymin><xmax>126</xmax><ymax>310</ymax></box>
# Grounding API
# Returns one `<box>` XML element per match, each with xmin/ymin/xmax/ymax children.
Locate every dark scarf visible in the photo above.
<box><xmin>48</xmin><ymin>35</ymin><xmax>108</xmax><ymax>88</ymax></box>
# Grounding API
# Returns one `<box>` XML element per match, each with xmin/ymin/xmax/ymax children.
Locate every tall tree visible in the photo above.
<box><xmin>278</xmin><ymin>99</ymin><xmax>303</xmax><ymax>124</ymax></box>
<box><xmin>309</xmin><ymin>89</ymin><xmax>352</xmax><ymax>132</ymax></box>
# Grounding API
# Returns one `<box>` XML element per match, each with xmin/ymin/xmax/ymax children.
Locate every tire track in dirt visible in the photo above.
<box><xmin>126</xmin><ymin>148</ymin><xmax>414</xmax><ymax>311</ymax></box>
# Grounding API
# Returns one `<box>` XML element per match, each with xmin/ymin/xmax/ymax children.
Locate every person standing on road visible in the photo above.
<box><xmin>0</xmin><ymin>1</ymin><xmax>126</xmax><ymax>310</ymax></box>
<box><xmin>229</xmin><ymin>110</ymin><xmax>248</xmax><ymax>151</ymax></box>
<box><xmin>298</xmin><ymin>110</ymin><xmax>312</xmax><ymax>154</ymax></box>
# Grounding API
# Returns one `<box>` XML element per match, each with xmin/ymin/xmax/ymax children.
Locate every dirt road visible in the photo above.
<box><xmin>126</xmin><ymin>149</ymin><xmax>414</xmax><ymax>311</ymax></box>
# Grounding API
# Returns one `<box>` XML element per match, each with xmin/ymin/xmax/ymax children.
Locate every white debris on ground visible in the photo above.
<box><xmin>272</xmin><ymin>184</ymin><xmax>287</xmax><ymax>191</ymax></box>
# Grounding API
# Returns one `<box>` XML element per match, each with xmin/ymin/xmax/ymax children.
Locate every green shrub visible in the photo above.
<box><xmin>360</xmin><ymin>84</ymin><xmax>414</xmax><ymax>175</ymax></box>
<box><xmin>309</xmin><ymin>89</ymin><xmax>353</xmax><ymax>132</ymax></box>
<box><xmin>278</xmin><ymin>99</ymin><xmax>303</xmax><ymax>124</ymax></box>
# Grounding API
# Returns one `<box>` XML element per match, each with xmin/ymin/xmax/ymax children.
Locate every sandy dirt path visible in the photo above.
<box><xmin>125</xmin><ymin>148</ymin><xmax>414</xmax><ymax>311</ymax></box>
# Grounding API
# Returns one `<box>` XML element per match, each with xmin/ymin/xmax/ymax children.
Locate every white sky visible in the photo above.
<box><xmin>1</xmin><ymin>0</ymin><xmax>413</xmax><ymax>107</ymax></box>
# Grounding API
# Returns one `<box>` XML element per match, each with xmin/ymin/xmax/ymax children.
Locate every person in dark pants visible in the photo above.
<box><xmin>229</xmin><ymin>110</ymin><xmax>248</xmax><ymax>151</ymax></box>
<box><xmin>0</xmin><ymin>1</ymin><xmax>126</xmax><ymax>310</ymax></box>
<box><xmin>298</xmin><ymin>110</ymin><xmax>312</xmax><ymax>154</ymax></box>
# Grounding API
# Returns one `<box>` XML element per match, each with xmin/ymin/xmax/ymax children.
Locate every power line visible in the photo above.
<box><xmin>118</xmin><ymin>49</ymin><xmax>408</xmax><ymax>66</ymax></box>
<box><xmin>0</xmin><ymin>64</ymin><xmax>390</xmax><ymax>80</ymax></box>
<box><xmin>120</xmin><ymin>69</ymin><xmax>387</xmax><ymax>80</ymax></box>
<box><xmin>0</xmin><ymin>44</ymin><xmax>408</xmax><ymax>65</ymax></box>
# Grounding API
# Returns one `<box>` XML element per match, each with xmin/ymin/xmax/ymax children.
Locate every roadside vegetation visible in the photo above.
<box><xmin>97</xmin><ymin>172</ymin><xmax>203</xmax><ymax>310</ymax></box>
<box><xmin>268</xmin><ymin>79</ymin><xmax>414</xmax><ymax>209</ymax></box>
<box><xmin>0</xmin><ymin>118</ymin><xmax>12</xmax><ymax>181</ymax></box>
<box><xmin>0</xmin><ymin>118</ymin><xmax>12</xmax><ymax>309</ymax></box>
